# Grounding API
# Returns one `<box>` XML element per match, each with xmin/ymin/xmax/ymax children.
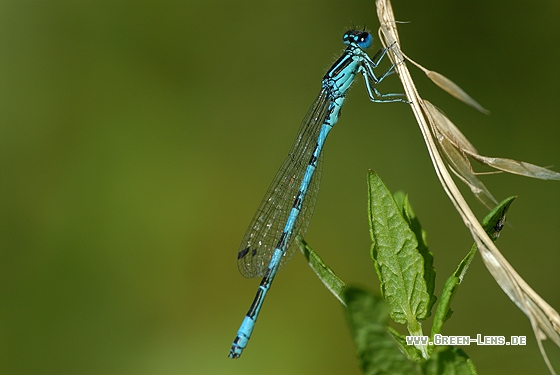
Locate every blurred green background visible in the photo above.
<box><xmin>1</xmin><ymin>1</ymin><xmax>559</xmax><ymax>374</ymax></box>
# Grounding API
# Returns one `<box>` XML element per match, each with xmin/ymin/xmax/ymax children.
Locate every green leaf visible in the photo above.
<box><xmin>343</xmin><ymin>287</ymin><xmax>422</xmax><ymax>375</ymax></box>
<box><xmin>386</xmin><ymin>325</ymin><xmax>424</xmax><ymax>362</ymax></box>
<box><xmin>400</xmin><ymin>194</ymin><xmax>437</xmax><ymax>317</ymax></box>
<box><xmin>393</xmin><ymin>191</ymin><xmax>407</xmax><ymax>211</ymax></box>
<box><xmin>297</xmin><ymin>236</ymin><xmax>347</xmax><ymax>305</ymax></box>
<box><xmin>430</xmin><ymin>196</ymin><xmax>516</xmax><ymax>339</ymax></box>
<box><xmin>423</xmin><ymin>346</ymin><xmax>478</xmax><ymax>375</ymax></box>
<box><xmin>395</xmin><ymin>191</ymin><xmax>437</xmax><ymax>318</ymax></box>
<box><xmin>367</xmin><ymin>171</ymin><xmax>431</xmax><ymax>325</ymax></box>
<box><xmin>480</xmin><ymin>196</ymin><xmax>516</xmax><ymax>242</ymax></box>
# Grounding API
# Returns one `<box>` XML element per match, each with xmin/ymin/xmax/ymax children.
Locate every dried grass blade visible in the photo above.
<box><xmin>426</xmin><ymin>70</ymin><xmax>490</xmax><ymax>114</ymax></box>
<box><xmin>465</xmin><ymin>153</ymin><xmax>560</xmax><ymax>180</ymax></box>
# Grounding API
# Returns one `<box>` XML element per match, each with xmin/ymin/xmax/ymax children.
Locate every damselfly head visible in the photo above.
<box><xmin>343</xmin><ymin>30</ymin><xmax>372</xmax><ymax>49</ymax></box>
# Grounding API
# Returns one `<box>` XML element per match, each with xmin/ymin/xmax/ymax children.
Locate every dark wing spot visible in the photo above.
<box><xmin>237</xmin><ymin>247</ymin><xmax>250</xmax><ymax>260</ymax></box>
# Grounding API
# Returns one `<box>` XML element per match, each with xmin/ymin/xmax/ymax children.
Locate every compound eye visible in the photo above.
<box><xmin>357</xmin><ymin>32</ymin><xmax>372</xmax><ymax>49</ymax></box>
<box><xmin>342</xmin><ymin>30</ymin><xmax>372</xmax><ymax>48</ymax></box>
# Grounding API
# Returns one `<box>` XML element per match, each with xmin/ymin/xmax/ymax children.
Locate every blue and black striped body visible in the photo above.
<box><xmin>229</xmin><ymin>30</ymin><xmax>404</xmax><ymax>359</ymax></box>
